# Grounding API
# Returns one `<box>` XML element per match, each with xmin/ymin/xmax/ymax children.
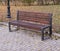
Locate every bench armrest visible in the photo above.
<box><xmin>42</xmin><ymin>25</ymin><xmax>50</xmax><ymax>30</ymax></box>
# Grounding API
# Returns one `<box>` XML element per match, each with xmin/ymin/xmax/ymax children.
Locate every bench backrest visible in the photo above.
<box><xmin>17</xmin><ymin>11</ymin><xmax>52</xmax><ymax>25</ymax></box>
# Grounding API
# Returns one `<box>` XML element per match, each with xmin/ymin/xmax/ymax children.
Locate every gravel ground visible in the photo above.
<box><xmin>0</xmin><ymin>25</ymin><xmax>60</xmax><ymax>51</ymax></box>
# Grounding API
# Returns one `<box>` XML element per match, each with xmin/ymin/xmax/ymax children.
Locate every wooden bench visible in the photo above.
<box><xmin>9</xmin><ymin>11</ymin><xmax>52</xmax><ymax>40</ymax></box>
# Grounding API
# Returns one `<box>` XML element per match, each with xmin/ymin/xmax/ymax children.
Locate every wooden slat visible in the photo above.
<box><xmin>17</xmin><ymin>11</ymin><xmax>52</xmax><ymax>25</ymax></box>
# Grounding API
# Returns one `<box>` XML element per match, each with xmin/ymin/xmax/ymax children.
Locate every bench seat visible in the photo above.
<box><xmin>9</xmin><ymin>20</ymin><xmax>50</xmax><ymax>30</ymax></box>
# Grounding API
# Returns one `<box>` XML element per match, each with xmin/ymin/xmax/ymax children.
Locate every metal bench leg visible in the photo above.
<box><xmin>9</xmin><ymin>22</ymin><xmax>11</xmax><ymax>32</ymax></box>
<box><xmin>49</xmin><ymin>27</ymin><xmax>52</xmax><ymax>37</ymax></box>
<box><xmin>41</xmin><ymin>29</ymin><xmax>44</xmax><ymax>40</ymax></box>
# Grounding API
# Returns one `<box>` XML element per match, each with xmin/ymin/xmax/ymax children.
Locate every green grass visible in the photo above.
<box><xmin>0</xmin><ymin>5</ymin><xmax>60</xmax><ymax>33</ymax></box>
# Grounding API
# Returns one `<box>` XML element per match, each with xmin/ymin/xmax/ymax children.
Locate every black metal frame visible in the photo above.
<box><xmin>9</xmin><ymin>22</ymin><xmax>11</xmax><ymax>32</ymax></box>
<box><xmin>41</xmin><ymin>13</ymin><xmax>52</xmax><ymax>40</ymax></box>
<box><xmin>49</xmin><ymin>14</ymin><xmax>52</xmax><ymax>37</ymax></box>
